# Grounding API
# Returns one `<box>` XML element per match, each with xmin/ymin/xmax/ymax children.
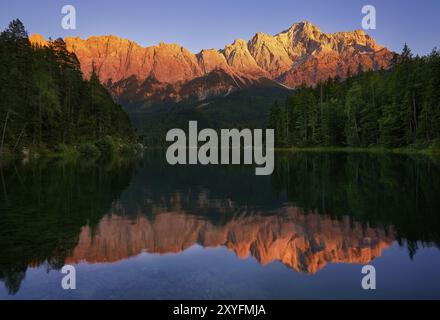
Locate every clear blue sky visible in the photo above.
<box><xmin>0</xmin><ymin>0</ymin><xmax>438</xmax><ymax>55</ymax></box>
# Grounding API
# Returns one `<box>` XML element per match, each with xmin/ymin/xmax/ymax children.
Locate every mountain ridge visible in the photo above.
<box><xmin>30</xmin><ymin>21</ymin><xmax>394</xmax><ymax>107</ymax></box>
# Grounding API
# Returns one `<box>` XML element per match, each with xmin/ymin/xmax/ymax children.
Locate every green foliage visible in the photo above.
<box><xmin>271</xmin><ymin>44</ymin><xmax>440</xmax><ymax>148</ymax></box>
<box><xmin>95</xmin><ymin>135</ymin><xmax>115</xmax><ymax>157</ymax></box>
<box><xmin>0</xmin><ymin>20</ymin><xmax>135</xmax><ymax>156</ymax></box>
<box><xmin>120</xmin><ymin>142</ymin><xmax>142</xmax><ymax>155</ymax></box>
<box><xmin>269</xmin><ymin>100</ymin><xmax>287</xmax><ymax>146</ymax></box>
<box><xmin>78</xmin><ymin>142</ymin><xmax>101</xmax><ymax>159</ymax></box>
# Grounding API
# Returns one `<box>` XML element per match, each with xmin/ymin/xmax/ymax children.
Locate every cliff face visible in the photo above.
<box><xmin>66</xmin><ymin>206</ymin><xmax>394</xmax><ymax>274</ymax></box>
<box><xmin>275</xmin><ymin>24</ymin><xmax>393</xmax><ymax>86</ymax></box>
<box><xmin>30</xmin><ymin>21</ymin><xmax>393</xmax><ymax>106</ymax></box>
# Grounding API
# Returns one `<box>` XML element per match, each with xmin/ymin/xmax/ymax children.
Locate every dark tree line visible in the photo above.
<box><xmin>0</xmin><ymin>19</ymin><xmax>135</xmax><ymax>156</ymax></box>
<box><xmin>270</xmin><ymin>44</ymin><xmax>440</xmax><ymax>148</ymax></box>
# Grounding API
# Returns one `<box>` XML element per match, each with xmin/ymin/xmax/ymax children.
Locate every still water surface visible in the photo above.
<box><xmin>1</xmin><ymin>151</ymin><xmax>440</xmax><ymax>299</ymax></box>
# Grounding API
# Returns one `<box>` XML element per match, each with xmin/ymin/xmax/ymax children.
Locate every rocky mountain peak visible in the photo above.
<box><xmin>29</xmin><ymin>34</ymin><xmax>47</xmax><ymax>47</ymax></box>
<box><xmin>29</xmin><ymin>21</ymin><xmax>394</xmax><ymax>104</ymax></box>
<box><xmin>292</xmin><ymin>20</ymin><xmax>322</xmax><ymax>33</ymax></box>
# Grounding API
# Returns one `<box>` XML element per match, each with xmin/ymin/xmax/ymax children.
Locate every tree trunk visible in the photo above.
<box><xmin>0</xmin><ymin>110</ymin><xmax>11</xmax><ymax>156</ymax></box>
<box><xmin>413</xmin><ymin>91</ymin><xmax>418</xmax><ymax>139</ymax></box>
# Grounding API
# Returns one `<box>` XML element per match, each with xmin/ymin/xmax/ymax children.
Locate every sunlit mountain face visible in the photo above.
<box><xmin>29</xmin><ymin>21</ymin><xmax>393</xmax><ymax>109</ymax></box>
<box><xmin>1</xmin><ymin>151</ymin><xmax>440</xmax><ymax>299</ymax></box>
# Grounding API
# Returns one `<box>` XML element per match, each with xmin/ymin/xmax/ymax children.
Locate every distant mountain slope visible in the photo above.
<box><xmin>130</xmin><ymin>84</ymin><xmax>291</xmax><ymax>146</ymax></box>
<box><xmin>30</xmin><ymin>21</ymin><xmax>394</xmax><ymax>110</ymax></box>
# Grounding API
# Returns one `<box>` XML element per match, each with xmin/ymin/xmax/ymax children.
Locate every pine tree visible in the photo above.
<box><xmin>271</xmin><ymin>43</ymin><xmax>440</xmax><ymax>149</ymax></box>
<box><xmin>269</xmin><ymin>100</ymin><xmax>285</xmax><ymax>146</ymax></box>
<box><xmin>0</xmin><ymin>20</ymin><xmax>136</xmax><ymax>155</ymax></box>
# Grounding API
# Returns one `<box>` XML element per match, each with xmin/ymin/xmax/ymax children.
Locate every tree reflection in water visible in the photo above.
<box><xmin>1</xmin><ymin>151</ymin><xmax>440</xmax><ymax>295</ymax></box>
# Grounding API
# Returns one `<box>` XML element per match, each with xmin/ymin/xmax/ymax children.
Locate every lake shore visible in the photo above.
<box><xmin>274</xmin><ymin>146</ymin><xmax>440</xmax><ymax>156</ymax></box>
<box><xmin>3</xmin><ymin>145</ymin><xmax>440</xmax><ymax>164</ymax></box>
<box><xmin>0</xmin><ymin>139</ymin><xmax>143</xmax><ymax>164</ymax></box>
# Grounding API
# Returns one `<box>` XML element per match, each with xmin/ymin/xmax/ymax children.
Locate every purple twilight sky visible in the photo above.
<box><xmin>0</xmin><ymin>0</ymin><xmax>438</xmax><ymax>55</ymax></box>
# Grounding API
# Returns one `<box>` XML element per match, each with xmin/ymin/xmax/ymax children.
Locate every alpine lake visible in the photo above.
<box><xmin>1</xmin><ymin>150</ymin><xmax>440</xmax><ymax>299</ymax></box>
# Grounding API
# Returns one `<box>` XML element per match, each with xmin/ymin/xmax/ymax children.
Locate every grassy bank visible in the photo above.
<box><xmin>0</xmin><ymin>136</ymin><xmax>143</xmax><ymax>163</ymax></box>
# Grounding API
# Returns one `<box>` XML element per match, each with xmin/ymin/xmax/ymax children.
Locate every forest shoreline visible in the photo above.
<box><xmin>0</xmin><ymin>139</ymin><xmax>143</xmax><ymax>163</ymax></box>
<box><xmin>274</xmin><ymin>146</ymin><xmax>440</xmax><ymax>156</ymax></box>
<box><xmin>141</xmin><ymin>145</ymin><xmax>440</xmax><ymax>156</ymax></box>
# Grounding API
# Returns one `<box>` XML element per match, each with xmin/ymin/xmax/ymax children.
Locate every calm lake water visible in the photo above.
<box><xmin>1</xmin><ymin>151</ymin><xmax>440</xmax><ymax>299</ymax></box>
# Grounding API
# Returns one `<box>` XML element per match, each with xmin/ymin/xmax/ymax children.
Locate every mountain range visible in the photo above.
<box><xmin>30</xmin><ymin>21</ymin><xmax>394</xmax><ymax>110</ymax></box>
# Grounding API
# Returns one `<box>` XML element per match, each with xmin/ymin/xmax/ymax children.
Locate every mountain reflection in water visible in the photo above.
<box><xmin>67</xmin><ymin>209</ymin><xmax>394</xmax><ymax>274</ymax></box>
<box><xmin>1</xmin><ymin>151</ymin><xmax>440</xmax><ymax>297</ymax></box>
